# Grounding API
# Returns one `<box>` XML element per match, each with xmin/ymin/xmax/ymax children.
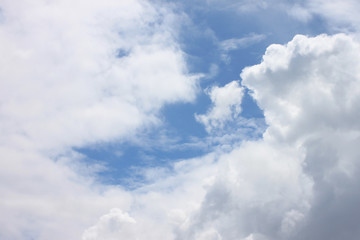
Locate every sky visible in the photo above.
<box><xmin>1</xmin><ymin>0</ymin><xmax>360</xmax><ymax>239</ymax></box>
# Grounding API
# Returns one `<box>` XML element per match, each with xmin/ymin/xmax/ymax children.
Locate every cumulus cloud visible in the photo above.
<box><xmin>242</xmin><ymin>33</ymin><xmax>360</xmax><ymax>143</ymax></box>
<box><xmin>224</xmin><ymin>33</ymin><xmax>360</xmax><ymax>239</ymax></box>
<box><xmin>163</xmin><ymin>33</ymin><xmax>360</xmax><ymax>240</ymax></box>
<box><xmin>195</xmin><ymin>81</ymin><xmax>244</xmax><ymax>132</ymax></box>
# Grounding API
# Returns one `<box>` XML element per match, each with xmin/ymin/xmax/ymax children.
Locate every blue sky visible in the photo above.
<box><xmin>77</xmin><ymin>0</ymin><xmax>330</xmax><ymax>186</ymax></box>
<box><xmin>2</xmin><ymin>0</ymin><xmax>360</xmax><ymax>239</ymax></box>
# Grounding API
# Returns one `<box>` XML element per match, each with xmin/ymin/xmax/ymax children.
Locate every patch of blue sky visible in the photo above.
<box><xmin>75</xmin><ymin>132</ymin><xmax>211</xmax><ymax>187</ymax></box>
<box><xmin>116</xmin><ymin>48</ymin><xmax>130</xmax><ymax>58</ymax></box>
<box><xmin>78</xmin><ymin>1</ymin><xmax>331</xmax><ymax>187</ymax></box>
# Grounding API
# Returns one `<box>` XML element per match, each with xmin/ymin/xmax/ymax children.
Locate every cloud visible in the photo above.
<box><xmin>82</xmin><ymin>209</ymin><xmax>137</xmax><ymax>240</ymax></box>
<box><xmin>265</xmin><ymin>0</ymin><xmax>360</xmax><ymax>31</ymax></box>
<box><xmin>0</xmin><ymin>0</ymin><xmax>199</xmax><ymax>239</ymax></box>
<box><xmin>220</xmin><ymin>34</ymin><xmax>266</xmax><ymax>52</ymax></box>
<box><xmin>176</xmin><ymin>140</ymin><xmax>312</xmax><ymax>240</ymax></box>
<box><xmin>219</xmin><ymin>34</ymin><xmax>266</xmax><ymax>63</ymax></box>
<box><xmin>207</xmin><ymin>33</ymin><xmax>360</xmax><ymax>239</ymax></box>
<box><xmin>242</xmin><ymin>33</ymin><xmax>360</xmax><ymax>143</ymax></box>
<box><xmin>287</xmin><ymin>4</ymin><xmax>312</xmax><ymax>22</ymax></box>
<box><xmin>82</xmin><ymin>153</ymin><xmax>220</xmax><ymax>240</ymax></box>
<box><xmin>173</xmin><ymin>33</ymin><xmax>360</xmax><ymax>240</ymax></box>
<box><xmin>303</xmin><ymin>0</ymin><xmax>360</xmax><ymax>31</ymax></box>
<box><xmin>195</xmin><ymin>81</ymin><xmax>244</xmax><ymax>132</ymax></box>
<box><xmin>0</xmin><ymin>0</ymin><xmax>199</xmax><ymax>152</ymax></box>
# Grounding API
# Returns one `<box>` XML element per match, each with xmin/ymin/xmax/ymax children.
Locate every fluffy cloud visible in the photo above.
<box><xmin>195</xmin><ymin>81</ymin><xmax>244</xmax><ymax>132</ymax></box>
<box><xmin>242</xmin><ymin>33</ymin><xmax>360</xmax><ymax>143</ymax></box>
<box><xmin>82</xmin><ymin>209</ymin><xmax>137</xmax><ymax>240</ymax></box>
<box><xmin>244</xmin><ymin>33</ymin><xmax>360</xmax><ymax>240</ymax></box>
<box><xmin>176</xmin><ymin>140</ymin><xmax>312</xmax><ymax>240</ymax></box>
<box><xmin>0</xmin><ymin>0</ymin><xmax>198</xmax><ymax>151</ymax></box>
<box><xmin>189</xmin><ymin>33</ymin><xmax>360</xmax><ymax>240</ymax></box>
<box><xmin>0</xmin><ymin>0</ymin><xmax>198</xmax><ymax>239</ymax></box>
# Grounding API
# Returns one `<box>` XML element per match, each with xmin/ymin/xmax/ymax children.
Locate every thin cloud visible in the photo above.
<box><xmin>219</xmin><ymin>34</ymin><xmax>266</xmax><ymax>63</ymax></box>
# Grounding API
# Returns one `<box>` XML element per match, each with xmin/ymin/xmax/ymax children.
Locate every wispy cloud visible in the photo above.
<box><xmin>219</xmin><ymin>34</ymin><xmax>266</xmax><ymax>52</ymax></box>
<box><xmin>219</xmin><ymin>33</ymin><xmax>266</xmax><ymax>62</ymax></box>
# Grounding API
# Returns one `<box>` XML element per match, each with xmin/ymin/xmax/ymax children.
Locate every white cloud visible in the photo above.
<box><xmin>164</xmin><ymin>33</ymin><xmax>360</xmax><ymax>240</ymax></box>
<box><xmin>195</xmin><ymin>81</ymin><xmax>244</xmax><ymax>132</ymax></box>
<box><xmin>82</xmin><ymin>153</ymin><xmax>220</xmax><ymax>240</ymax></box>
<box><xmin>241</xmin><ymin>33</ymin><xmax>360</xmax><ymax>143</ymax></box>
<box><xmin>0</xmin><ymin>0</ymin><xmax>199</xmax><ymax>239</ymax></box>
<box><xmin>82</xmin><ymin>209</ymin><xmax>137</xmax><ymax>240</ymax></box>
<box><xmin>240</xmin><ymin>33</ymin><xmax>360</xmax><ymax>239</ymax></box>
<box><xmin>0</xmin><ymin>0</ymin><xmax>198</xmax><ymax>152</ymax></box>
<box><xmin>176</xmin><ymin>140</ymin><xmax>312</xmax><ymax>239</ymax></box>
